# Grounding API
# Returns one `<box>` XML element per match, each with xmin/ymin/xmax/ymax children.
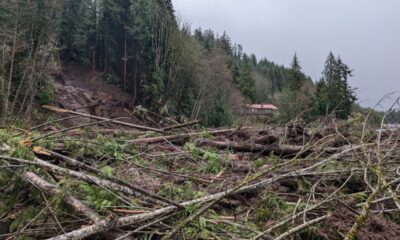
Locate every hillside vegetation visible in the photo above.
<box><xmin>0</xmin><ymin>0</ymin><xmax>360</xmax><ymax>126</ymax></box>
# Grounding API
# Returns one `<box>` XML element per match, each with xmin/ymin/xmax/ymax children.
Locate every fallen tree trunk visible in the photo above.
<box><xmin>4</xmin><ymin>156</ymin><xmax>182</xmax><ymax>208</ymax></box>
<box><xmin>198</xmin><ymin>140</ymin><xmax>342</xmax><ymax>157</ymax></box>
<box><xmin>130</xmin><ymin>128</ymin><xmax>236</xmax><ymax>145</ymax></box>
<box><xmin>198</xmin><ymin>139</ymin><xmax>306</xmax><ymax>157</ymax></box>
<box><xmin>36</xmin><ymin>148</ymin><xmax>184</xmax><ymax>208</ymax></box>
<box><xmin>42</xmin><ymin>105</ymin><xmax>164</xmax><ymax>133</ymax></box>
<box><xmin>23</xmin><ymin>171</ymin><xmax>101</xmax><ymax>222</ymax></box>
<box><xmin>254</xmin><ymin>135</ymin><xmax>279</xmax><ymax>145</ymax></box>
<box><xmin>162</xmin><ymin>120</ymin><xmax>199</xmax><ymax>131</ymax></box>
<box><xmin>22</xmin><ymin>172</ymin><xmax>134</xmax><ymax>240</ymax></box>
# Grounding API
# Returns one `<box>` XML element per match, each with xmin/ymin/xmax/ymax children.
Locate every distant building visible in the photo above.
<box><xmin>243</xmin><ymin>104</ymin><xmax>278</xmax><ymax>115</ymax></box>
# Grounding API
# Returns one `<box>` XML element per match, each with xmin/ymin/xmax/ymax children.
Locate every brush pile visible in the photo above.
<box><xmin>1</xmin><ymin>106</ymin><xmax>400</xmax><ymax>240</ymax></box>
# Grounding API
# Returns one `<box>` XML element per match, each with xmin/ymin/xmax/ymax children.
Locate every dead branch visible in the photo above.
<box><xmin>274</xmin><ymin>214</ymin><xmax>330</xmax><ymax>240</ymax></box>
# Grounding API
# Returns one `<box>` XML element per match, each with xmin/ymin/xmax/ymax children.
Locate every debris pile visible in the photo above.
<box><xmin>1</xmin><ymin>106</ymin><xmax>400</xmax><ymax>240</ymax></box>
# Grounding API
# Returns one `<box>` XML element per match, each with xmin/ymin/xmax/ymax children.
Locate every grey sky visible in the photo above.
<box><xmin>173</xmin><ymin>0</ymin><xmax>400</xmax><ymax>109</ymax></box>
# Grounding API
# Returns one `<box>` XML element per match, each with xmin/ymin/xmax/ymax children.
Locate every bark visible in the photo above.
<box><xmin>274</xmin><ymin>214</ymin><xmax>329</xmax><ymax>240</ymax></box>
<box><xmin>254</xmin><ymin>135</ymin><xmax>279</xmax><ymax>145</ymax></box>
<box><xmin>130</xmin><ymin>128</ymin><xmax>235</xmax><ymax>145</ymax></box>
<box><xmin>22</xmin><ymin>172</ymin><xmax>134</xmax><ymax>240</ymax></box>
<box><xmin>39</xmin><ymin>148</ymin><xmax>184</xmax><ymax>209</ymax></box>
<box><xmin>23</xmin><ymin>171</ymin><xmax>101</xmax><ymax>223</ymax></box>
<box><xmin>42</xmin><ymin>105</ymin><xmax>164</xmax><ymax>133</ymax></box>
<box><xmin>198</xmin><ymin>139</ymin><xmax>306</xmax><ymax>157</ymax></box>
<box><xmin>162</xmin><ymin>120</ymin><xmax>199</xmax><ymax>131</ymax></box>
<box><xmin>198</xmin><ymin>140</ymin><xmax>342</xmax><ymax>157</ymax></box>
<box><xmin>6</xmin><ymin>156</ymin><xmax>181</xmax><ymax>208</ymax></box>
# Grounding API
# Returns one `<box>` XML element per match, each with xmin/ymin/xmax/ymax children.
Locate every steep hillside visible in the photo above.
<box><xmin>54</xmin><ymin>63</ymin><xmax>143</xmax><ymax>126</ymax></box>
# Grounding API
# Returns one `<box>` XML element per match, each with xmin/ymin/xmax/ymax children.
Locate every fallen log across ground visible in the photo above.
<box><xmin>162</xmin><ymin>120</ymin><xmax>200</xmax><ymax>131</ymax></box>
<box><xmin>197</xmin><ymin>139</ymin><xmax>342</xmax><ymax>157</ymax></box>
<box><xmin>36</xmin><ymin>148</ymin><xmax>187</xmax><ymax>208</ymax></box>
<box><xmin>23</xmin><ymin>171</ymin><xmax>101</xmax><ymax>223</ymax></box>
<box><xmin>1</xmin><ymin>156</ymin><xmax>182</xmax><ymax>208</ymax></box>
<box><xmin>22</xmin><ymin>172</ymin><xmax>135</xmax><ymax>240</ymax></box>
<box><xmin>129</xmin><ymin>128</ymin><xmax>237</xmax><ymax>145</ymax></box>
<box><xmin>42</xmin><ymin>105</ymin><xmax>164</xmax><ymax>133</ymax></box>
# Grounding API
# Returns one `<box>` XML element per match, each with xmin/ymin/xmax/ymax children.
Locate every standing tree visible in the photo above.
<box><xmin>278</xmin><ymin>53</ymin><xmax>315</xmax><ymax>123</ymax></box>
<box><xmin>316</xmin><ymin>52</ymin><xmax>357</xmax><ymax>119</ymax></box>
<box><xmin>288</xmin><ymin>53</ymin><xmax>304</xmax><ymax>91</ymax></box>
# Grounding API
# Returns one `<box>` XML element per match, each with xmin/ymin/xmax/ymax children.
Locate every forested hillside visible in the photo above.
<box><xmin>0</xmin><ymin>0</ymin><xmax>360</xmax><ymax>126</ymax></box>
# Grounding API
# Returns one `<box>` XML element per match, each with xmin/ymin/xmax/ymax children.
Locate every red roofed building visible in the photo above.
<box><xmin>243</xmin><ymin>104</ymin><xmax>278</xmax><ymax>115</ymax></box>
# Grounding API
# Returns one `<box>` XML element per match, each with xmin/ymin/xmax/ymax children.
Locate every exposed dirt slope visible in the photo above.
<box><xmin>54</xmin><ymin>63</ymin><xmax>143</xmax><ymax>126</ymax></box>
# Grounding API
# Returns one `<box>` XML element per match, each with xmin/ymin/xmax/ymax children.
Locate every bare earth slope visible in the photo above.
<box><xmin>54</xmin><ymin>63</ymin><xmax>142</xmax><ymax>126</ymax></box>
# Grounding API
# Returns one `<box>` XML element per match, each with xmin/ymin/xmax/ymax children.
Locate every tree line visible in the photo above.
<box><xmin>0</xmin><ymin>0</ymin><xmax>360</xmax><ymax>126</ymax></box>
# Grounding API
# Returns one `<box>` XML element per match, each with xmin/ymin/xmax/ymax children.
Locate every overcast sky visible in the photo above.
<box><xmin>173</xmin><ymin>0</ymin><xmax>400</xmax><ymax>109</ymax></box>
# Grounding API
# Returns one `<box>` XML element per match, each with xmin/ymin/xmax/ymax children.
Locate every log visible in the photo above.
<box><xmin>42</xmin><ymin>105</ymin><xmax>164</xmax><ymax>133</ymax></box>
<box><xmin>254</xmin><ymin>135</ymin><xmax>279</xmax><ymax>145</ymax></box>
<box><xmin>23</xmin><ymin>171</ymin><xmax>101</xmax><ymax>222</ymax></box>
<box><xmin>162</xmin><ymin>120</ymin><xmax>199</xmax><ymax>131</ymax></box>
<box><xmin>5</xmin><ymin>156</ymin><xmax>182</xmax><ymax>208</ymax></box>
<box><xmin>198</xmin><ymin>140</ymin><xmax>342</xmax><ymax>157</ymax></box>
<box><xmin>198</xmin><ymin>140</ymin><xmax>306</xmax><ymax>157</ymax></box>
<box><xmin>22</xmin><ymin>172</ymin><xmax>134</xmax><ymax>240</ymax></box>
<box><xmin>37</xmin><ymin>148</ymin><xmax>184</xmax><ymax>208</ymax></box>
<box><xmin>129</xmin><ymin>128</ymin><xmax>236</xmax><ymax>145</ymax></box>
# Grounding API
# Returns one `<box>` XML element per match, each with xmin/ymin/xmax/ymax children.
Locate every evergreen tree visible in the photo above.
<box><xmin>316</xmin><ymin>52</ymin><xmax>357</xmax><ymax>119</ymax></box>
<box><xmin>288</xmin><ymin>53</ymin><xmax>305</xmax><ymax>91</ymax></box>
<box><xmin>278</xmin><ymin>53</ymin><xmax>315</xmax><ymax>123</ymax></box>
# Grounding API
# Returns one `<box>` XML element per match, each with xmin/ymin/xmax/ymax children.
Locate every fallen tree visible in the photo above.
<box><xmin>42</xmin><ymin>105</ymin><xmax>164</xmax><ymax>133</ymax></box>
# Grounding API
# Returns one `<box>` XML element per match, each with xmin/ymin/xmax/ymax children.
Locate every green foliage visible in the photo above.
<box><xmin>36</xmin><ymin>82</ymin><xmax>55</xmax><ymax>106</ymax></box>
<box><xmin>288</xmin><ymin>53</ymin><xmax>305</xmax><ymax>91</ymax></box>
<box><xmin>9</xmin><ymin>206</ymin><xmax>43</xmax><ymax>233</ymax></box>
<box><xmin>158</xmin><ymin>182</ymin><xmax>204</xmax><ymax>201</ymax></box>
<box><xmin>255</xmin><ymin>193</ymin><xmax>297</xmax><ymax>223</ymax></box>
<box><xmin>316</xmin><ymin>52</ymin><xmax>357</xmax><ymax>119</ymax></box>
<box><xmin>145</xmin><ymin>131</ymin><xmax>159</xmax><ymax>138</ymax></box>
<box><xmin>0</xmin><ymin>0</ymin><xmax>60</xmax><ymax>118</ymax></box>
<box><xmin>100</xmin><ymin>166</ymin><xmax>114</xmax><ymax>177</ymax></box>
<box><xmin>234</xmin><ymin>58</ymin><xmax>256</xmax><ymax>101</ymax></box>
<box><xmin>202</xmin><ymin>92</ymin><xmax>234</xmax><ymax>127</ymax></box>
<box><xmin>203</xmin><ymin>151</ymin><xmax>222</xmax><ymax>173</ymax></box>
<box><xmin>277</xmin><ymin>54</ymin><xmax>316</xmax><ymax>123</ymax></box>
<box><xmin>184</xmin><ymin>142</ymin><xmax>201</xmax><ymax>159</ymax></box>
<box><xmin>298</xmin><ymin>226</ymin><xmax>324</xmax><ymax>240</ymax></box>
<box><xmin>78</xmin><ymin>182</ymin><xmax>119</xmax><ymax>210</ymax></box>
<box><xmin>253</xmin><ymin>158</ymin><xmax>267</xmax><ymax>169</ymax></box>
<box><xmin>184</xmin><ymin>143</ymin><xmax>223</xmax><ymax>173</ymax></box>
<box><xmin>351</xmin><ymin>192</ymin><xmax>368</xmax><ymax>202</ymax></box>
<box><xmin>320</xmin><ymin>160</ymin><xmax>346</xmax><ymax>171</ymax></box>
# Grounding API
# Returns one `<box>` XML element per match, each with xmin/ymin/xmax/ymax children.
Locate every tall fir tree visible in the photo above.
<box><xmin>288</xmin><ymin>53</ymin><xmax>305</xmax><ymax>91</ymax></box>
<box><xmin>316</xmin><ymin>52</ymin><xmax>357</xmax><ymax>119</ymax></box>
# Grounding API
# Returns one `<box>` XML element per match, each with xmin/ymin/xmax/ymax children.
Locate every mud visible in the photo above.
<box><xmin>54</xmin><ymin>63</ymin><xmax>143</xmax><ymax>127</ymax></box>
